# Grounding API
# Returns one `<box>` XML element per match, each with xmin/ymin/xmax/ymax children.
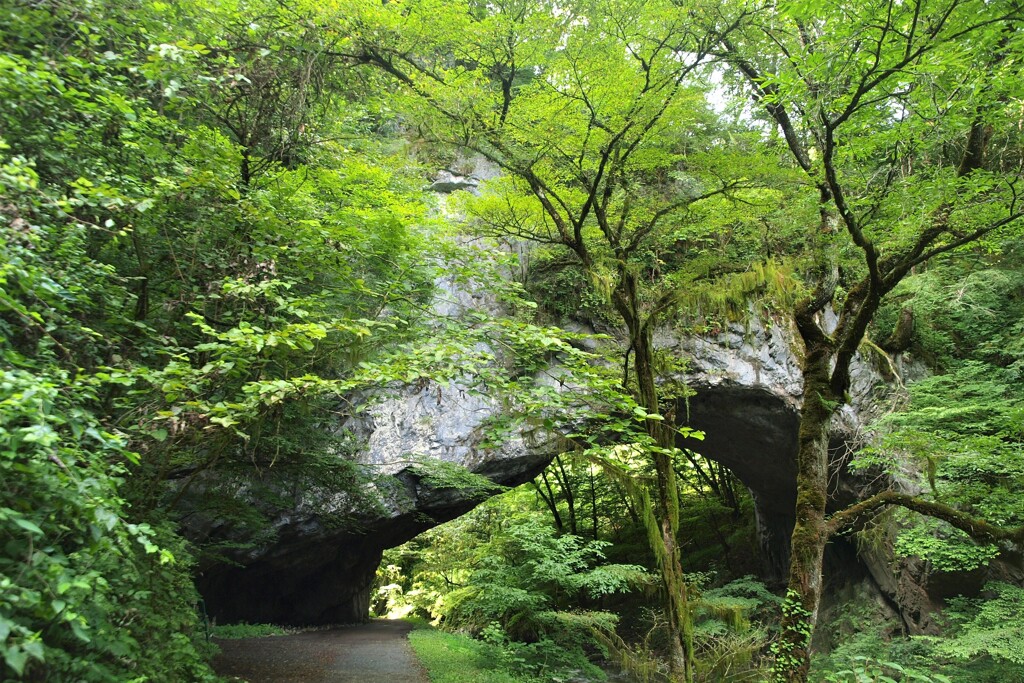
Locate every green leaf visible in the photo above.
<box><xmin>4</xmin><ymin>648</ymin><xmax>28</xmax><ymax>676</ymax></box>
<box><xmin>13</xmin><ymin>518</ymin><xmax>43</xmax><ymax>536</ymax></box>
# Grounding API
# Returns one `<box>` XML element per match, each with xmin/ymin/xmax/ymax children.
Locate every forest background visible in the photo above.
<box><xmin>1</xmin><ymin>0</ymin><xmax>1023</xmax><ymax>681</ymax></box>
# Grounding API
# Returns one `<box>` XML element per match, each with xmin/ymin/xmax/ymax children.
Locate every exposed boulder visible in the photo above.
<box><xmin>427</xmin><ymin>158</ymin><xmax>500</xmax><ymax>194</ymax></box>
<box><xmin>428</xmin><ymin>169</ymin><xmax>479</xmax><ymax>194</ymax></box>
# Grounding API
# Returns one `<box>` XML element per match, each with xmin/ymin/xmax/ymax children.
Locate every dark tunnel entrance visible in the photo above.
<box><xmin>679</xmin><ymin>384</ymin><xmax>801</xmax><ymax>581</ymax></box>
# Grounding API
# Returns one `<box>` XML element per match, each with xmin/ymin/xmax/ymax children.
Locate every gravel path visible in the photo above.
<box><xmin>213</xmin><ymin>619</ymin><xmax>429</xmax><ymax>683</ymax></box>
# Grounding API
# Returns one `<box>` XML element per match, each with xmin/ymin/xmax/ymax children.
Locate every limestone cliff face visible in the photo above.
<box><xmin>192</xmin><ymin>302</ymin><xmax>934</xmax><ymax>631</ymax></box>
<box><xmin>192</xmin><ymin>378</ymin><xmax>557</xmax><ymax>626</ymax></box>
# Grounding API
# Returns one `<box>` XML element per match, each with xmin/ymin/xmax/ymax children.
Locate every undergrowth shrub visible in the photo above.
<box><xmin>811</xmin><ymin>582</ymin><xmax>1024</xmax><ymax>683</ymax></box>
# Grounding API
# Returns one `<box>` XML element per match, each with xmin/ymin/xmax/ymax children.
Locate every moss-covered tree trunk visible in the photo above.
<box><xmin>777</xmin><ymin>278</ymin><xmax>879</xmax><ymax>682</ymax></box>
<box><xmin>616</xmin><ymin>271</ymin><xmax>695</xmax><ymax>683</ymax></box>
<box><xmin>775</xmin><ymin>334</ymin><xmax>838</xmax><ymax>682</ymax></box>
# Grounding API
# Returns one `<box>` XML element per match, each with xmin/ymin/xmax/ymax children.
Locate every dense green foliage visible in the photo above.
<box><xmin>374</xmin><ymin>491</ymin><xmax>638</xmax><ymax>681</ymax></box>
<box><xmin>816</xmin><ymin>247</ymin><xmax>1024</xmax><ymax>680</ymax></box>
<box><xmin>375</xmin><ymin>486</ymin><xmax>782</xmax><ymax>682</ymax></box>
<box><xmin>812</xmin><ymin>581</ymin><xmax>1024</xmax><ymax>682</ymax></box>
<box><xmin>0</xmin><ymin>0</ymin><xmax>512</xmax><ymax>678</ymax></box>
<box><xmin>859</xmin><ymin>249</ymin><xmax>1024</xmax><ymax>573</ymax></box>
<box><xmin>3</xmin><ymin>0</ymin><xmax>1024</xmax><ymax>681</ymax></box>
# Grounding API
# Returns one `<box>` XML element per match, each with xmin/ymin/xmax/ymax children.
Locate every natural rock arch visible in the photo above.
<box><xmin>193</xmin><ymin>309</ymin><xmax>935</xmax><ymax>630</ymax></box>
<box><xmin>192</xmin><ymin>380</ymin><xmax>557</xmax><ymax>626</ymax></box>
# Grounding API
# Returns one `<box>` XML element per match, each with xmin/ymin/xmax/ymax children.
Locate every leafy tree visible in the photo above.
<box><xmin>0</xmin><ymin>0</ymin><xmax>510</xmax><ymax>675</ymax></box>
<box><xmin>836</xmin><ymin>250</ymin><xmax>1024</xmax><ymax>675</ymax></box>
<box><xmin>342</xmin><ymin>0</ymin><xmax>785</xmax><ymax>677</ymax></box>
<box><xmin>719</xmin><ymin>0</ymin><xmax>1024</xmax><ymax>679</ymax></box>
<box><xmin>932</xmin><ymin>582</ymin><xmax>1024</xmax><ymax>667</ymax></box>
<box><xmin>145</xmin><ymin>0</ymin><xmax>360</xmax><ymax>189</ymax></box>
<box><xmin>0</xmin><ymin>2</ymin><xmax>224</xmax><ymax>676</ymax></box>
<box><xmin>812</xmin><ymin>581</ymin><xmax>1024</xmax><ymax>682</ymax></box>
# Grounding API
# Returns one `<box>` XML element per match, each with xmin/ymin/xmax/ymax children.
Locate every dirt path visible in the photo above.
<box><xmin>213</xmin><ymin>619</ymin><xmax>429</xmax><ymax>683</ymax></box>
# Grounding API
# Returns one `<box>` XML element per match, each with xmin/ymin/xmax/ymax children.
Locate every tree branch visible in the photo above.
<box><xmin>827</xmin><ymin>490</ymin><xmax>1024</xmax><ymax>545</ymax></box>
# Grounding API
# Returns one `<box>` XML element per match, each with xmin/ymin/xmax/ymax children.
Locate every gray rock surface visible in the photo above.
<box><xmin>194</xmin><ymin>379</ymin><xmax>556</xmax><ymax>626</ymax></box>
<box><xmin>655</xmin><ymin>311</ymin><xmax>860</xmax><ymax>581</ymax></box>
<box><xmin>655</xmin><ymin>309</ymin><xmax>954</xmax><ymax>633</ymax></box>
<box><xmin>428</xmin><ymin>170</ymin><xmax>478</xmax><ymax>194</ymax></box>
<box><xmin>427</xmin><ymin>157</ymin><xmax>501</xmax><ymax>194</ymax></box>
<box><xmin>193</xmin><ymin>234</ymin><xmax>556</xmax><ymax>626</ymax></box>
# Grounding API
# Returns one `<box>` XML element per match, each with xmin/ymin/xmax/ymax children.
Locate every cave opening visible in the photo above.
<box><xmin>197</xmin><ymin>382</ymin><xmax>867</xmax><ymax>627</ymax></box>
<box><xmin>679</xmin><ymin>384</ymin><xmax>801</xmax><ymax>581</ymax></box>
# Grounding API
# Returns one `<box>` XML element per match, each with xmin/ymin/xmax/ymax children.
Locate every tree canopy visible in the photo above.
<box><xmin>2</xmin><ymin>0</ymin><xmax>1023</xmax><ymax>681</ymax></box>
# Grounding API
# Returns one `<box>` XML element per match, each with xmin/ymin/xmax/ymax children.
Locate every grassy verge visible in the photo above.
<box><xmin>408</xmin><ymin>626</ymin><xmax>524</xmax><ymax>683</ymax></box>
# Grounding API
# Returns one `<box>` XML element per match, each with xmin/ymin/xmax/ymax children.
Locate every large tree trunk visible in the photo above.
<box><xmin>611</xmin><ymin>268</ymin><xmax>695</xmax><ymax>681</ymax></box>
<box><xmin>629</xmin><ymin>301</ymin><xmax>695</xmax><ymax>683</ymax></box>
<box><xmin>776</xmin><ymin>333</ymin><xmax>840</xmax><ymax>682</ymax></box>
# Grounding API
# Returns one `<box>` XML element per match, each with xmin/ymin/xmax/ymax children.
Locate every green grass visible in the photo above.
<box><xmin>211</xmin><ymin>622</ymin><xmax>290</xmax><ymax>639</ymax></box>
<box><xmin>408</xmin><ymin>627</ymin><xmax>524</xmax><ymax>683</ymax></box>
